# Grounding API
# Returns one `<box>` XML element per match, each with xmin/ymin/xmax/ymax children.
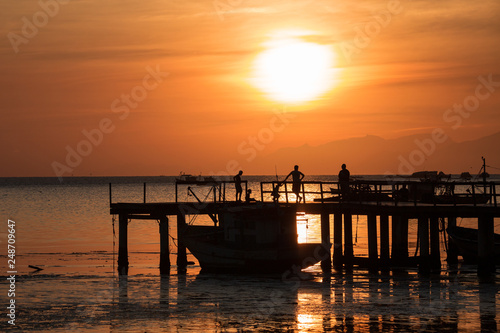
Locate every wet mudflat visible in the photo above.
<box><xmin>2</xmin><ymin>252</ymin><xmax>498</xmax><ymax>332</ymax></box>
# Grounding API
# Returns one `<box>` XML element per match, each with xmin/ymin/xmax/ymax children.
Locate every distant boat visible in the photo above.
<box><xmin>315</xmin><ymin>184</ymin><xmax>391</xmax><ymax>202</ymax></box>
<box><xmin>177</xmin><ymin>172</ymin><xmax>199</xmax><ymax>182</ymax></box>
<box><xmin>176</xmin><ymin>173</ymin><xmax>221</xmax><ymax>184</ymax></box>
<box><xmin>480</xmin><ymin>172</ymin><xmax>490</xmax><ymax>179</ymax></box>
<box><xmin>460</xmin><ymin>172</ymin><xmax>472</xmax><ymax>180</ymax></box>
<box><xmin>182</xmin><ymin>206</ymin><xmax>324</xmax><ymax>273</ymax></box>
<box><xmin>447</xmin><ymin>226</ymin><xmax>500</xmax><ymax>264</ymax></box>
<box><xmin>410</xmin><ymin>171</ymin><xmax>440</xmax><ymax>181</ymax></box>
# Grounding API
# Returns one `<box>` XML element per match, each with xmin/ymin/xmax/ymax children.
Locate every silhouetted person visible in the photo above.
<box><xmin>397</xmin><ymin>184</ymin><xmax>409</xmax><ymax>202</ymax></box>
<box><xmin>284</xmin><ymin>165</ymin><xmax>305</xmax><ymax>203</ymax></box>
<box><xmin>234</xmin><ymin>170</ymin><xmax>243</xmax><ymax>202</ymax></box>
<box><xmin>272</xmin><ymin>182</ymin><xmax>281</xmax><ymax>203</ymax></box>
<box><xmin>338</xmin><ymin>164</ymin><xmax>350</xmax><ymax>199</ymax></box>
<box><xmin>245</xmin><ymin>189</ymin><xmax>256</xmax><ymax>203</ymax></box>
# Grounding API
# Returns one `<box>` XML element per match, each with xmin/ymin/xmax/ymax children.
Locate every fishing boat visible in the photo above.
<box><xmin>446</xmin><ymin>226</ymin><xmax>500</xmax><ymax>264</ymax></box>
<box><xmin>410</xmin><ymin>178</ymin><xmax>491</xmax><ymax>204</ymax></box>
<box><xmin>314</xmin><ymin>183</ymin><xmax>392</xmax><ymax>202</ymax></box>
<box><xmin>182</xmin><ymin>205</ymin><xmax>325</xmax><ymax>273</ymax></box>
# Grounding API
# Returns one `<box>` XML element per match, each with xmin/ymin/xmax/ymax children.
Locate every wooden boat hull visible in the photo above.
<box><xmin>183</xmin><ymin>231</ymin><xmax>324</xmax><ymax>273</ymax></box>
<box><xmin>429</xmin><ymin>194</ymin><xmax>491</xmax><ymax>205</ymax></box>
<box><xmin>446</xmin><ymin>226</ymin><xmax>500</xmax><ymax>264</ymax></box>
<box><xmin>182</xmin><ymin>206</ymin><xmax>327</xmax><ymax>273</ymax></box>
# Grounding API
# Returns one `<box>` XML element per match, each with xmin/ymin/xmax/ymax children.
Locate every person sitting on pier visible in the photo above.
<box><xmin>245</xmin><ymin>189</ymin><xmax>256</xmax><ymax>203</ymax></box>
<box><xmin>284</xmin><ymin>165</ymin><xmax>305</xmax><ymax>203</ymax></box>
<box><xmin>338</xmin><ymin>163</ymin><xmax>350</xmax><ymax>200</ymax></box>
<box><xmin>395</xmin><ymin>184</ymin><xmax>409</xmax><ymax>202</ymax></box>
<box><xmin>272</xmin><ymin>182</ymin><xmax>281</xmax><ymax>203</ymax></box>
<box><xmin>234</xmin><ymin>170</ymin><xmax>243</xmax><ymax>202</ymax></box>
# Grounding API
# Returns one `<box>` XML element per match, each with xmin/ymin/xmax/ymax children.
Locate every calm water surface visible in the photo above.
<box><xmin>0</xmin><ymin>176</ymin><xmax>499</xmax><ymax>332</ymax></box>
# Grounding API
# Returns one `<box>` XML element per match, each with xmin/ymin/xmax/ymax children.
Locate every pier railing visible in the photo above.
<box><xmin>175</xmin><ymin>179</ymin><xmax>248</xmax><ymax>203</ymax></box>
<box><xmin>109</xmin><ymin>179</ymin><xmax>499</xmax><ymax>207</ymax></box>
<box><xmin>260</xmin><ymin>180</ymin><xmax>499</xmax><ymax>207</ymax></box>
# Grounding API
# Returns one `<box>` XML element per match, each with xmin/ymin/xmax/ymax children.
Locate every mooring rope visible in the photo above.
<box><xmin>354</xmin><ymin>215</ymin><xmax>359</xmax><ymax>244</ymax></box>
<box><xmin>169</xmin><ymin>234</ymin><xmax>178</xmax><ymax>248</ymax></box>
<box><xmin>414</xmin><ymin>220</ymin><xmax>420</xmax><ymax>257</ymax></box>
<box><xmin>112</xmin><ymin>215</ymin><xmax>116</xmax><ymax>278</ymax></box>
<box><xmin>439</xmin><ymin>217</ymin><xmax>448</xmax><ymax>253</ymax></box>
<box><xmin>486</xmin><ymin>164</ymin><xmax>500</xmax><ymax>171</ymax></box>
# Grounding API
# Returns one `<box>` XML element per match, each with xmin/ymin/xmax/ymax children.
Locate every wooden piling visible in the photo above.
<box><xmin>401</xmin><ymin>216</ymin><xmax>409</xmax><ymax>260</ymax></box>
<box><xmin>446</xmin><ymin>216</ymin><xmax>458</xmax><ymax>264</ymax></box>
<box><xmin>109</xmin><ymin>183</ymin><xmax>112</xmax><ymax>204</ymax></box>
<box><xmin>320</xmin><ymin>211</ymin><xmax>332</xmax><ymax>272</ymax></box>
<box><xmin>391</xmin><ymin>215</ymin><xmax>408</xmax><ymax>265</ymax></box>
<box><xmin>418</xmin><ymin>216</ymin><xmax>430</xmax><ymax>274</ymax></box>
<box><xmin>117</xmin><ymin>214</ymin><xmax>129</xmax><ymax>275</ymax></box>
<box><xmin>380</xmin><ymin>215</ymin><xmax>390</xmax><ymax>265</ymax></box>
<box><xmin>478</xmin><ymin>214</ymin><xmax>495</xmax><ymax>277</ymax></box>
<box><xmin>429</xmin><ymin>217</ymin><xmax>441</xmax><ymax>270</ymax></box>
<box><xmin>176</xmin><ymin>214</ymin><xmax>188</xmax><ymax>272</ymax></box>
<box><xmin>159</xmin><ymin>216</ymin><xmax>170</xmax><ymax>274</ymax></box>
<box><xmin>333</xmin><ymin>213</ymin><xmax>343</xmax><ymax>269</ymax></box>
<box><xmin>344</xmin><ymin>212</ymin><xmax>354</xmax><ymax>267</ymax></box>
<box><xmin>367</xmin><ymin>214</ymin><xmax>378</xmax><ymax>269</ymax></box>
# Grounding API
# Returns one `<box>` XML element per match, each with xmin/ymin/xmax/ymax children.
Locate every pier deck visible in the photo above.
<box><xmin>110</xmin><ymin>179</ymin><xmax>500</xmax><ymax>276</ymax></box>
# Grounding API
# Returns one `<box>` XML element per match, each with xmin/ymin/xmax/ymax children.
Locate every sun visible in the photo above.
<box><xmin>252</xmin><ymin>33</ymin><xmax>339</xmax><ymax>104</ymax></box>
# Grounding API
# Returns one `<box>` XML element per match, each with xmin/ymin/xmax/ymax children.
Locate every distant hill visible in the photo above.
<box><xmin>258</xmin><ymin>131</ymin><xmax>500</xmax><ymax>175</ymax></box>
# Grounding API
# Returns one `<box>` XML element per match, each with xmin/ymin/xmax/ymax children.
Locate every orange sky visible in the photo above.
<box><xmin>1</xmin><ymin>0</ymin><xmax>499</xmax><ymax>177</ymax></box>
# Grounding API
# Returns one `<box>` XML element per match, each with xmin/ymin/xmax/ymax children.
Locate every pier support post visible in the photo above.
<box><xmin>176</xmin><ymin>214</ymin><xmax>188</xmax><ymax>273</ymax></box>
<box><xmin>344</xmin><ymin>212</ymin><xmax>354</xmax><ymax>268</ymax></box>
<box><xmin>380</xmin><ymin>215</ymin><xmax>390</xmax><ymax>266</ymax></box>
<box><xmin>478</xmin><ymin>215</ymin><xmax>495</xmax><ymax>277</ymax></box>
<box><xmin>333</xmin><ymin>213</ymin><xmax>343</xmax><ymax>269</ymax></box>
<box><xmin>401</xmin><ymin>216</ymin><xmax>409</xmax><ymax>260</ymax></box>
<box><xmin>320</xmin><ymin>211</ymin><xmax>332</xmax><ymax>272</ymax></box>
<box><xmin>367</xmin><ymin>214</ymin><xmax>378</xmax><ymax>270</ymax></box>
<box><xmin>429</xmin><ymin>217</ymin><xmax>441</xmax><ymax>270</ymax></box>
<box><xmin>159</xmin><ymin>216</ymin><xmax>170</xmax><ymax>274</ymax></box>
<box><xmin>418</xmin><ymin>216</ymin><xmax>430</xmax><ymax>274</ymax></box>
<box><xmin>117</xmin><ymin>214</ymin><xmax>129</xmax><ymax>275</ymax></box>
<box><xmin>446</xmin><ymin>216</ymin><xmax>458</xmax><ymax>264</ymax></box>
<box><xmin>391</xmin><ymin>215</ymin><xmax>408</xmax><ymax>265</ymax></box>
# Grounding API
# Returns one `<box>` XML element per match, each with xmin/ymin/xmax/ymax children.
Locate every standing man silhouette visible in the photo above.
<box><xmin>284</xmin><ymin>165</ymin><xmax>305</xmax><ymax>203</ymax></box>
<box><xmin>338</xmin><ymin>163</ymin><xmax>350</xmax><ymax>199</ymax></box>
<box><xmin>234</xmin><ymin>170</ymin><xmax>243</xmax><ymax>202</ymax></box>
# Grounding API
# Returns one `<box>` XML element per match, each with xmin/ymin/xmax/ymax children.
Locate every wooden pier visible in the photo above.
<box><xmin>110</xmin><ymin>179</ymin><xmax>500</xmax><ymax>277</ymax></box>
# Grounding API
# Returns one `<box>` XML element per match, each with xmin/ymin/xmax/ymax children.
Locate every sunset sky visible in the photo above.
<box><xmin>1</xmin><ymin>0</ymin><xmax>499</xmax><ymax>177</ymax></box>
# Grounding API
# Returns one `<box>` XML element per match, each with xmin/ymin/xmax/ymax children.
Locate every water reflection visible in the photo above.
<box><xmin>159</xmin><ymin>275</ymin><xmax>169</xmax><ymax>307</ymax></box>
<box><xmin>11</xmin><ymin>267</ymin><xmax>499</xmax><ymax>331</ymax></box>
<box><xmin>479</xmin><ymin>281</ymin><xmax>498</xmax><ymax>332</ymax></box>
<box><xmin>118</xmin><ymin>274</ymin><xmax>128</xmax><ymax>307</ymax></box>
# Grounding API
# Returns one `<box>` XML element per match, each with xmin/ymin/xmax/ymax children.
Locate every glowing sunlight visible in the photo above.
<box><xmin>252</xmin><ymin>33</ymin><xmax>339</xmax><ymax>104</ymax></box>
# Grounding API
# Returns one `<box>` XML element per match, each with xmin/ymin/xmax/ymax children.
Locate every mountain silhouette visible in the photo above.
<box><xmin>260</xmin><ymin>131</ymin><xmax>500</xmax><ymax>175</ymax></box>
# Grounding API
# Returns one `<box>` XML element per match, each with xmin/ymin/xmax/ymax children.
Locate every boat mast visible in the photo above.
<box><xmin>482</xmin><ymin>156</ymin><xmax>487</xmax><ymax>194</ymax></box>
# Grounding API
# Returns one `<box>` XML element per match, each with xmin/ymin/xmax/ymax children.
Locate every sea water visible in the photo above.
<box><xmin>0</xmin><ymin>176</ymin><xmax>499</xmax><ymax>332</ymax></box>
